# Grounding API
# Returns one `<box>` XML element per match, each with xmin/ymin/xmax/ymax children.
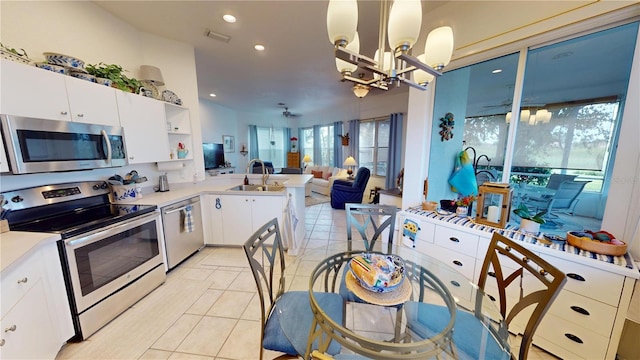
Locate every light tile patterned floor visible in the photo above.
<box><xmin>56</xmin><ymin>202</ymin><xmax>559</xmax><ymax>360</ymax></box>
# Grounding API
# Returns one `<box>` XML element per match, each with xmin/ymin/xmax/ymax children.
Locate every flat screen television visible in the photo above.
<box><xmin>203</xmin><ymin>143</ymin><xmax>225</xmax><ymax>170</ymax></box>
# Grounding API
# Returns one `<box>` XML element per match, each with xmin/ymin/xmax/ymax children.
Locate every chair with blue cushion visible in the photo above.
<box><xmin>243</xmin><ymin>218</ymin><xmax>344</xmax><ymax>359</ymax></box>
<box><xmin>405</xmin><ymin>232</ymin><xmax>566</xmax><ymax>360</ymax></box>
<box><xmin>330</xmin><ymin>167</ymin><xmax>371</xmax><ymax>209</ymax></box>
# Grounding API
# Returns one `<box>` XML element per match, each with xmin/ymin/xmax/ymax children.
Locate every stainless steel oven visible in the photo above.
<box><xmin>2</xmin><ymin>181</ymin><xmax>165</xmax><ymax>340</ymax></box>
<box><xmin>0</xmin><ymin>114</ymin><xmax>126</xmax><ymax>174</ymax></box>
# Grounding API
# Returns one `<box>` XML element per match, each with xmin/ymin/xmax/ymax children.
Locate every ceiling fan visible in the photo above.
<box><xmin>279</xmin><ymin>103</ymin><xmax>302</xmax><ymax>118</ymax></box>
<box><xmin>282</xmin><ymin>107</ymin><xmax>302</xmax><ymax>118</ymax></box>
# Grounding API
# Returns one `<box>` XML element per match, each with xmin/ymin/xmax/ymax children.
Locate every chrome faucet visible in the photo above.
<box><xmin>246</xmin><ymin>159</ymin><xmax>269</xmax><ymax>186</ymax></box>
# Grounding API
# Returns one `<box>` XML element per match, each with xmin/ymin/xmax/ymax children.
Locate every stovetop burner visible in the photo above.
<box><xmin>1</xmin><ymin>181</ymin><xmax>157</xmax><ymax>238</ymax></box>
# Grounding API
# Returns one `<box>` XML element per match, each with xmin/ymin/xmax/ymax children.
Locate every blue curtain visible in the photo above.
<box><xmin>347</xmin><ymin>119</ymin><xmax>359</xmax><ymax>164</ymax></box>
<box><xmin>333</xmin><ymin>121</ymin><xmax>343</xmax><ymax>168</ymax></box>
<box><xmin>385</xmin><ymin>113</ymin><xmax>403</xmax><ymax>189</ymax></box>
<box><xmin>285</xmin><ymin>127</ymin><xmax>292</xmax><ymax>154</ymax></box>
<box><xmin>313</xmin><ymin>124</ymin><xmax>321</xmax><ymax>165</ymax></box>
<box><xmin>249</xmin><ymin>125</ymin><xmax>259</xmax><ymax>159</ymax></box>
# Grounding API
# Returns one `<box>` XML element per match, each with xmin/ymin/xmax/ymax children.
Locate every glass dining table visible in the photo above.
<box><xmin>279</xmin><ymin>246</ymin><xmax>512</xmax><ymax>359</ymax></box>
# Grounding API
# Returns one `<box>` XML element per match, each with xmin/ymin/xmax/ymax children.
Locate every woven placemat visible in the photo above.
<box><xmin>346</xmin><ymin>271</ymin><xmax>412</xmax><ymax>306</ymax></box>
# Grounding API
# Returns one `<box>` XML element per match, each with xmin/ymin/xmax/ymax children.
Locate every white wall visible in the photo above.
<box><xmin>0</xmin><ymin>1</ymin><xmax>203</xmax><ymax>190</ymax></box>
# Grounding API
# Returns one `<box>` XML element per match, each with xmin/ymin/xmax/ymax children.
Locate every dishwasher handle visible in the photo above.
<box><xmin>163</xmin><ymin>198</ymin><xmax>200</xmax><ymax>215</ymax></box>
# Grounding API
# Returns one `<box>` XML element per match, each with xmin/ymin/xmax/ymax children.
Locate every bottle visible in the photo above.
<box><xmin>244</xmin><ymin>175</ymin><xmax>249</xmax><ymax>185</ymax></box>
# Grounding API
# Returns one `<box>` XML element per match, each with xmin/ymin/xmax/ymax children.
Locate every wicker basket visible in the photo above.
<box><xmin>566</xmin><ymin>231</ymin><xmax>627</xmax><ymax>256</ymax></box>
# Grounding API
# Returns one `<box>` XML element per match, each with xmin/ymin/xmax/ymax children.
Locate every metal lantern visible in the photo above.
<box><xmin>475</xmin><ymin>183</ymin><xmax>513</xmax><ymax>229</ymax></box>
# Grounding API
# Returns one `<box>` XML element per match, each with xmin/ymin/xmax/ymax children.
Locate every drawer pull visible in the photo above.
<box><xmin>452</xmin><ymin>260</ymin><xmax>463</xmax><ymax>267</ymax></box>
<box><xmin>17</xmin><ymin>277</ymin><xmax>28</xmax><ymax>284</ymax></box>
<box><xmin>567</xmin><ymin>273</ymin><xmax>585</xmax><ymax>282</ymax></box>
<box><xmin>0</xmin><ymin>339</ymin><xmax>4</xmax><ymax>346</ymax></box>
<box><xmin>60</xmin><ymin>111</ymin><xmax>68</xmax><ymax>115</ymax></box>
<box><xmin>4</xmin><ymin>325</ymin><xmax>16</xmax><ymax>333</ymax></box>
<box><xmin>488</xmin><ymin>271</ymin><xmax>496</xmax><ymax>278</ymax></box>
<box><xmin>564</xmin><ymin>333</ymin><xmax>583</xmax><ymax>344</ymax></box>
<box><xmin>450</xmin><ymin>280</ymin><xmax>460</xmax><ymax>287</ymax></box>
<box><xmin>488</xmin><ymin>294</ymin><xmax>496</xmax><ymax>302</ymax></box>
<box><xmin>570</xmin><ymin>306</ymin><xmax>590</xmax><ymax>316</ymax></box>
<box><xmin>449</xmin><ymin>237</ymin><xmax>460</xmax><ymax>242</ymax></box>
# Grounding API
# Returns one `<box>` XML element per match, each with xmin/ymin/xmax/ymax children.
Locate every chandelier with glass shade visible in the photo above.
<box><xmin>327</xmin><ymin>0</ymin><xmax>454</xmax><ymax>98</ymax></box>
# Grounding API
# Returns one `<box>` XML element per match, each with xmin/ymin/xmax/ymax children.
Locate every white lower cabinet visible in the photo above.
<box><xmin>0</xmin><ymin>240</ymin><xmax>73</xmax><ymax>359</ymax></box>
<box><xmin>204</xmin><ymin>194</ymin><xmax>285</xmax><ymax>246</ymax></box>
<box><xmin>0</xmin><ymin>280</ymin><xmax>59</xmax><ymax>359</ymax></box>
<box><xmin>400</xmin><ymin>211</ymin><xmax>637</xmax><ymax>360</ymax></box>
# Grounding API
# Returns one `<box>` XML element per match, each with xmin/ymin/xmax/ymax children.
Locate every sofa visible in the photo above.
<box><xmin>304</xmin><ymin>165</ymin><xmax>349</xmax><ymax>196</ymax></box>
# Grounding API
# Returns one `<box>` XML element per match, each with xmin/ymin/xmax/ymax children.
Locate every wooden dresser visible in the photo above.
<box><xmin>287</xmin><ymin>152</ymin><xmax>300</xmax><ymax>168</ymax></box>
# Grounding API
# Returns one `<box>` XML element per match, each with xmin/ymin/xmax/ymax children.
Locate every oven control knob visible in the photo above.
<box><xmin>11</xmin><ymin>196</ymin><xmax>23</xmax><ymax>203</ymax></box>
<box><xmin>93</xmin><ymin>184</ymin><xmax>100</xmax><ymax>190</ymax></box>
<box><xmin>101</xmin><ymin>183</ymin><xmax>108</xmax><ymax>189</ymax></box>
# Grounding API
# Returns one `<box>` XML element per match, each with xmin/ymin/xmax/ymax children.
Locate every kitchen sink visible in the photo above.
<box><xmin>227</xmin><ymin>184</ymin><xmax>285</xmax><ymax>192</ymax></box>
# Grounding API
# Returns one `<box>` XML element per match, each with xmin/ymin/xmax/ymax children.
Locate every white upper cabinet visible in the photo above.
<box><xmin>64</xmin><ymin>76</ymin><xmax>119</xmax><ymax>126</ymax></box>
<box><xmin>116</xmin><ymin>91</ymin><xmax>170</xmax><ymax>164</ymax></box>
<box><xmin>0</xmin><ymin>59</ymin><xmax>71</xmax><ymax>121</ymax></box>
<box><xmin>0</xmin><ymin>59</ymin><xmax>119</xmax><ymax>126</ymax></box>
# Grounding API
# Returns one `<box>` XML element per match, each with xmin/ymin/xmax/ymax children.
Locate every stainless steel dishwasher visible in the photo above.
<box><xmin>161</xmin><ymin>196</ymin><xmax>204</xmax><ymax>269</ymax></box>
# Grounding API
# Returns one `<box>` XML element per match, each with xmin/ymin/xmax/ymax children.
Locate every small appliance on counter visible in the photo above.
<box><xmin>157</xmin><ymin>173</ymin><xmax>170</xmax><ymax>192</ymax></box>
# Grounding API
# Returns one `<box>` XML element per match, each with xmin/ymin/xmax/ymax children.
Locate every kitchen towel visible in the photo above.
<box><xmin>183</xmin><ymin>205</ymin><xmax>194</xmax><ymax>233</ymax></box>
<box><xmin>283</xmin><ymin>194</ymin><xmax>300</xmax><ymax>255</ymax></box>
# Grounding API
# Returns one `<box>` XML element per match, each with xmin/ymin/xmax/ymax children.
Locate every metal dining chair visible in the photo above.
<box><xmin>405</xmin><ymin>232</ymin><xmax>566</xmax><ymax>360</ymax></box>
<box><xmin>243</xmin><ymin>218</ymin><xmax>344</xmax><ymax>359</ymax></box>
<box><xmin>339</xmin><ymin>203</ymin><xmax>398</xmax><ymax>302</ymax></box>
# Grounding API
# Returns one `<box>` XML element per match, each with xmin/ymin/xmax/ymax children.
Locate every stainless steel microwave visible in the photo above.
<box><xmin>1</xmin><ymin>114</ymin><xmax>127</xmax><ymax>174</ymax></box>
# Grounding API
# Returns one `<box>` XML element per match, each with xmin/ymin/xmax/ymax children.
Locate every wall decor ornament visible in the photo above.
<box><xmin>439</xmin><ymin>112</ymin><xmax>455</xmax><ymax>141</ymax></box>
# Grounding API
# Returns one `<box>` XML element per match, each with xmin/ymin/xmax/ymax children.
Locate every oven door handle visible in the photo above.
<box><xmin>65</xmin><ymin>212</ymin><xmax>158</xmax><ymax>248</ymax></box>
<box><xmin>163</xmin><ymin>201</ymin><xmax>201</xmax><ymax>215</ymax></box>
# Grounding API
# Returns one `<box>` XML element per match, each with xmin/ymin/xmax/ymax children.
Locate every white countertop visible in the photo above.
<box><xmin>0</xmin><ymin>174</ymin><xmax>313</xmax><ymax>272</ymax></box>
<box><xmin>0</xmin><ymin>231</ymin><xmax>61</xmax><ymax>272</ymax></box>
<box><xmin>128</xmin><ymin>174</ymin><xmax>313</xmax><ymax>207</ymax></box>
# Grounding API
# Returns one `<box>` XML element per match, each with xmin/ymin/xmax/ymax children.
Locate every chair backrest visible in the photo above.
<box><xmin>345</xmin><ymin>203</ymin><xmax>397</xmax><ymax>254</ymax></box>
<box><xmin>242</xmin><ymin>218</ymin><xmax>286</xmax><ymax>354</ymax></box>
<box><xmin>352</xmin><ymin>167</ymin><xmax>370</xmax><ymax>190</ymax></box>
<box><xmin>477</xmin><ymin>233</ymin><xmax>566</xmax><ymax>360</ymax></box>
<box><xmin>550</xmin><ymin>180</ymin><xmax>590</xmax><ymax>210</ymax></box>
<box><xmin>546</xmin><ymin>174</ymin><xmax>577</xmax><ymax>190</ymax></box>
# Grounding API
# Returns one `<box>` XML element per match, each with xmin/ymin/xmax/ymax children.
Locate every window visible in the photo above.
<box><xmin>432</xmin><ymin>21</ymin><xmax>638</xmax><ymax>232</ymax></box>
<box><xmin>301</xmin><ymin>127</ymin><xmax>313</xmax><ymax>164</ymax></box>
<box><xmin>317</xmin><ymin>125</ymin><xmax>335</xmax><ymax>166</ymax></box>
<box><xmin>359</xmin><ymin>119</ymin><xmax>389</xmax><ymax>176</ymax></box>
<box><xmin>256</xmin><ymin>126</ymin><xmax>285</xmax><ymax>168</ymax></box>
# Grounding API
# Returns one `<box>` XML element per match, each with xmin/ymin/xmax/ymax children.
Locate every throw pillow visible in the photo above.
<box><xmin>312</xmin><ymin>170</ymin><xmax>323</xmax><ymax>179</ymax></box>
<box><xmin>323</xmin><ymin>171</ymin><xmax>332</xmax><ymax>180</ymax></box>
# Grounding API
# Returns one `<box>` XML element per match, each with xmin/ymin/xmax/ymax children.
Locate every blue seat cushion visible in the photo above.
<box><xmin>404</xmin><ymin>302</ymin><xmax>510</xmax><ymax>360</ymax></box>
<box><xmin>263</xmin><ymin>291</ymin><xmax>343</xmax><ymax>356</ymax></box>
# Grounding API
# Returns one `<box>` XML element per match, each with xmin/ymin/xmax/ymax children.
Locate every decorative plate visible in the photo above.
<box><xmin>34</xmin><ymin>62</ymin><xmax>68</xmax><ymax>75</ymax></box>
<box><xmin>349</xmin><ymin>254</ymin><xmax>405</xmax><ymax>293</ymax></box>
<box><xmin>1</xmin><ymin>49</ymin><xmax>30</xmax><ymax>64</ymax></box>
<box><xmin>43</xmin><ymin>52</ymin><xmax>85</xmax><ymax>70</ymax></box>
<box><xmin>162</xmin><ymin>89</ymin><xmax>182</xmax><ymax>105</ymax></box>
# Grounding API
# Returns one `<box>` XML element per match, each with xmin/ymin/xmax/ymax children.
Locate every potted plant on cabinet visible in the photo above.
<box><xmin>513</xmin><ymin>203</ymin><xmax>546</xmax><ymax>234</ymax></box>
<box><xmin>85</xmin><ymin>63</ymin><xmax>141</xmax><ymax>93</ymax></box>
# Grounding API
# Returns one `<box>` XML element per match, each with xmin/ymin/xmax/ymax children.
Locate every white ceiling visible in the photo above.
<box><xmin>93</xmin><ymin>1</ymin><xmax>637</xmax><ymax>119</ymax></box>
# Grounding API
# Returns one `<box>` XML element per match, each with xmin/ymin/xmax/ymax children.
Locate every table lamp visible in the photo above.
<box><xmin>303</xmin><ymin>154</ymin><xmax>312</xmax><ymax>170</ymax></box>
<box><xmin>343</xmin><ymin>156</ymin><xmax>357</xmax><ymax>177</ymax></box>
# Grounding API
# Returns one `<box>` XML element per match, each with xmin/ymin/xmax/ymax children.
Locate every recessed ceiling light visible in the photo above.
<box><xmin>492</xmin><ymin>69</ymin><xmax>503</xmax><ymax>74</ymax></box>
<box><xmin>209</xmin><ymin>93</ymin><xmax>216</xmax><ymax>97</ymax></box>
<box><xmin>254</xmin><ymin>44</ymin><xmax>265</xmax><ymax>51</ymax></box>
<box><xmin>223</xmin><ymin>14</ymin><xmax>236</xmax><ymax>23</ymax></box>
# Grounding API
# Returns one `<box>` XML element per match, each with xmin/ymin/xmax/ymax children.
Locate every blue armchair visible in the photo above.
<box><xmin>330</xmin><ymin>167</ymin><xmax>371</xmax><ymax>209</ymax></box>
